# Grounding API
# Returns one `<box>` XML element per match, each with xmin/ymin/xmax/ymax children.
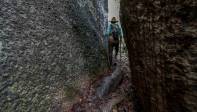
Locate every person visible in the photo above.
<box><xmin>106</xmin><ymin>17</ymin><xmax>123</xmax><ymax>66</ymax></box>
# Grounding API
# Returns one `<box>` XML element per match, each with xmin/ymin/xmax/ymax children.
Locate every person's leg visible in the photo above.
<box><xmin>112</xmin><ymin>43</ymin><xmax>115</xmax><ymax>58</ymax></box>
<box><xmin>115</xmin><ymin>42</ymin><xmax>119</xmax><ymax>59</ymax></box>
<box><xmin>108</xmin><ymin>41</ymin><xmax>113</xmax><ymax>66</ymax></box>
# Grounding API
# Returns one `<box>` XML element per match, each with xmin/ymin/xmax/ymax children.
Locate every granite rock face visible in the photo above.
<box><xmin>121</xmin><ymin>0</ymin><xmax>197</xmax><ymax>112</ymax></box>
<box><xmin>0</xmin><ymin>0</ymin><xmax>107</xmax><ymax>111</ymax></box>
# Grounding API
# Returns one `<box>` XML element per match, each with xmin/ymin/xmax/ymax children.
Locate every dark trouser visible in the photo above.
<box><xmin>108</xmin><ymin>40</ymin><xmax>119</xmax><ymax>66</ymax></box>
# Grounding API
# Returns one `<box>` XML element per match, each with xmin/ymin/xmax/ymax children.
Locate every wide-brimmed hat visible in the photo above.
<box><xmin>110</xmin><ymin>17</ymin><xmax>118</xmax><ymax>23</ymax></box>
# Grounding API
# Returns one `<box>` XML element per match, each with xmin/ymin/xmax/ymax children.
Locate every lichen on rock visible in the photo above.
<box><xmin>121</xmin><ymin>0</ymin><xmax>197</xmax><ymax>112</ymax></box>
<box><xmin>0</xmin><ymin>0</ymin><xmax>108</xmax><ymax>111</ymax></box>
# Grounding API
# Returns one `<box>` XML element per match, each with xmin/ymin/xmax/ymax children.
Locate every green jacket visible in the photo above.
<box><xmin>106</xmin><ymin>23</ymin><xmax>123</xmax><ymax>38</ymax></box>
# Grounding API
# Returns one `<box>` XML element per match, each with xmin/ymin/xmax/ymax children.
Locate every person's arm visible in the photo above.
<box><xmin>117</xmin><ymin>24</ymin><xmax>123</xmax><ymax>44</ymax></box>
<box><xmin>106</xmin><ymin>23</ymin><xmax>112</xmax><ymax>37</ymax></box>
<box><xmin>118</xmin><ymin>24</ymin><xmax>123</xmax><ymax>38</ymax></box>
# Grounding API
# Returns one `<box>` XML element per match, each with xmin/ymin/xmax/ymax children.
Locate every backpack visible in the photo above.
<box><xmin>111</xmin><ymin>24</ymin><xmax>119</xmax><ymax>41</ymax></box>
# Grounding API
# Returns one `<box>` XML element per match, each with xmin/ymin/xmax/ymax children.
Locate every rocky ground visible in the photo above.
<box><xmin>69</xmin><ymin>44</ymin><xmax>135</xmax><ymax>112</ymax></box>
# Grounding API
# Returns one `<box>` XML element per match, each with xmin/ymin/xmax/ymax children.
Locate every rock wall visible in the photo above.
<box><xmin>0</xmin><ymin>0</ymin><xmax>107</xmax><ymax>111</ymax></box>
<box><xmin>121</xmin><ymin>0</ymin><xmax>197</xmax><ymax>112</ymax></box>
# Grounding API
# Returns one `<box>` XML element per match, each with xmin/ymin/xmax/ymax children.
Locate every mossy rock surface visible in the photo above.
<box><xmin>0</xmin><ymin>0</ymin><xmax>108</xmax><ymax>111</ymax></box>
